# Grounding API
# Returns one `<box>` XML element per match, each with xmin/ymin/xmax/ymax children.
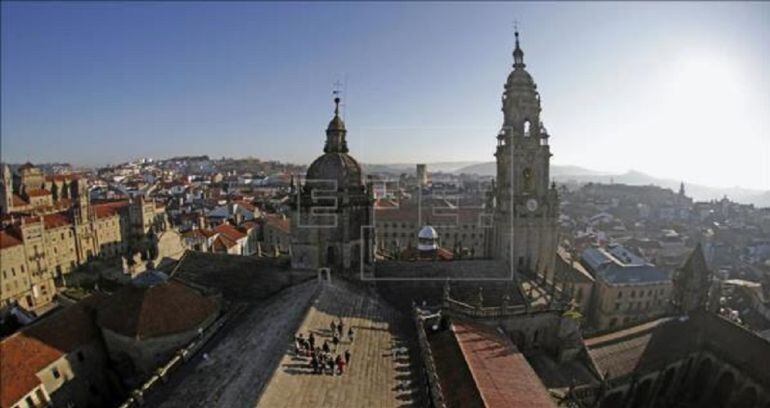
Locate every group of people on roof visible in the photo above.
<box><xmin>294</xmin><ymin>319</ymin><xmax>354</xmax><ymax>376</ymax></box>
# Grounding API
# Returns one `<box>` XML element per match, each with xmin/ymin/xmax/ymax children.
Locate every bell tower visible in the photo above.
<box><xmin>492</xmin><ymin>30</ymin><xmax>559</xmax><ymax>280</ymax></box>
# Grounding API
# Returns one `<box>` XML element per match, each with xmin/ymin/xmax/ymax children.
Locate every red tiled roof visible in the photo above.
<box><xmin>213</xmin><ymin>223</ymin><xmax>247</xmax><ymax>241</ymax></box>
<box><xmin>265</xmin><ymin>214</ymin><xmax>290</xmax><ymax>234</ymax></box>
<box><xmin>1</xmin><ymin>295</ymin><xmax>106</xmax><ymax>408</ymax></box>
<box><xmin>451</xmin><ymin>320</ymin><xmax>556</xmax><ymax>408</ymax></box>
<box><xmin>240</xmin><ymin>220</ymin><xmax>258</xmax><ymax>231</ymax></box>
<box><xmin>234</xmin><ymin>200</ymin><xmax>256</xmax><ymax>212</ymax></box>
<box><xmin>200</xmin><ymin>229</ymin><xmax>217</xmax><ymax>238</ymax></box>
<box><xmin>25</xmin><ymin>188</ymin><xmax>51</xmax><ymax>198</ymax></box>
<box><xmin>42</xmin><ymin>213</ymin><xmax>71</xmax><ymax>229</ymax></box>
<box><xmin>0</xmin><ymin>230</ymin><xmax>22</xmax><ymax>249</ymax></box>
<box><xmin>211</xmin><ymin>234</ymin><xmax>237</xmax><ymax>252</ymax></box>
<box><xmin>399</xmin><ymin>246</ymin><xmax>454</xmax><ymax>261</ymax></box>
<box><xmin>92</xmin><ymin>200</ymin><xmax>130</xmax><ymax>219</ymax></box>
<box><xmin>97</xmin><ymin>280</ymin><xmax>218</xmax><ymax>339</ymax></box>
<box><xmin>374</xmin><ymin>198</ymin><xmax>399</xmax><ymax>209</ymax></box>
<box><xmin>11</xmin><ymin>194</ymin><xmax>27</xmax><ymax>206</ymax></box>
<box><xmin>0</xmin><ymin>333</ymin><xmax>59</xmax><ymax>408</ymax></box>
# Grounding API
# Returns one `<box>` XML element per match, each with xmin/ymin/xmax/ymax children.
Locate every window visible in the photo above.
<box><xmin>35</xmin><ymin>389</ymin><xmax>47</xmax><ymax>404</ymax></box>
<box><xmin>617</xmin><ymin>291</ymin><xmax>622</xmax><ymax>299</ymax></box>
<box><xmin>631</xmin><ymin>290</ymin><xmax>636</xmax><ymax>298</ymax></box>
<box><xmin>11</xmin><ymin>268</ymin><xmax>15</xmax><ymax>277</ymax></box>
<box><xmin>615</xmin><ymin>302</ymin><xmax>621</xmax><ymax>311</ymax></box>
<box><xmin>52</xmin><ymin>367</ymin><xmax>60</xmax><ymax>379</ymax></box>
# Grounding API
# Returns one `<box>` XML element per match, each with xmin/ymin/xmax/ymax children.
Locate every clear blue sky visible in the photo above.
<box><xmin>2</xmin><ymin>2</ymin><xmax>768</xmax><ymax>189</ymax></box>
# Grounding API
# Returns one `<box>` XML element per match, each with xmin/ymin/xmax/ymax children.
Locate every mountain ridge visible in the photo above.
<box><xmin>364</xmin><ymin>161</ymin><xmax>769</xmax><ymax>208</ymax></box>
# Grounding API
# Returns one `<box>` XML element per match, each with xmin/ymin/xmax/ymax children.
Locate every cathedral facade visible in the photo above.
<box><xmin>490</xmin><ymin>31</ymin><xmax>560</xmax><ymax>280</ymax></box>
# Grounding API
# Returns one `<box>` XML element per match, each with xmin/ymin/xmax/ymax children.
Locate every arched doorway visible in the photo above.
<box><xmin>709</xmin><ymin>371</ymin><xmax>736</xmax><ymax>408</ymax></box>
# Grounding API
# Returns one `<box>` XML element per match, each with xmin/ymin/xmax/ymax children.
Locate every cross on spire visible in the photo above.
<box><xmin>332</xmin><ymin>80</ymin><xmax>343</xmax><ymax>116</ymax></box>
<box><xmin>512</xmin><ymin>21</ymin><xmax>525</xmax><ymax>69</ymax></box>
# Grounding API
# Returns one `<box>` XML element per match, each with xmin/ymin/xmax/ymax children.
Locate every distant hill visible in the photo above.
<box><xmin>553</xmin><ymin>170</ymin><xmax>769</xmax><ymax>207</ymax></box>
<box><xmin>363</xmin><ymin>161</ymin><xmax>480</xmax><ymax>175</ymax></box>
<box><xmin>363</xmin><ymin>160</ymin><xmax>768</xmax><ymax>207</ymax></box>
<box><xmin>454</xmin><ymin>162</ymin><xmax>608</xmax><ymax>178</ymax></box>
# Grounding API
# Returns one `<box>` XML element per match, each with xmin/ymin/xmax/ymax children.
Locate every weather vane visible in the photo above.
<box><xmin>332</xmin><ymin>80</ymin><xmax>343</xmax><ymax>98</ymax></box>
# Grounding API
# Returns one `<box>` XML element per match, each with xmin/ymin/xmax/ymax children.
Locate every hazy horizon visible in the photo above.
<box><xmin>2</xmin><ymin>2</ymin><xmax>768</xmax><ymax>190</ymax></box>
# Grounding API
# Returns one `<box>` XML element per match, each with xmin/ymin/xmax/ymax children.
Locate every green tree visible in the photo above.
<box><xmin>51</xmin><ymin>182</ymin><xmax>59</xmax><ymax>201</ymax></box>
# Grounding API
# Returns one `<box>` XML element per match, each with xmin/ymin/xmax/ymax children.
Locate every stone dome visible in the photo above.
<box><xmin>506</xmin><ymin>68</ymin><xmax>536</xmax><ymax>89</ymax></box>
<box><xmin>306</xmin><ymin>152</ymin><xmax>363</xmax><ymax>191</ymax></box>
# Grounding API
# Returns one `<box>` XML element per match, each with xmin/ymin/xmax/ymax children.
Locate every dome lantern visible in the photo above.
<box><xmin>513</xmin><ymin>30</ymin><xmax>525</xmax><ymax>69</ymax></box>
<box><xmin>324</xmin><ymin>97</ymin><xmax>348</xmax><ymax>154</ymax></box>
<box><xmin>417</xmin><ymin>225</ymin><xmax>439</xmax><ymax>252</ymax></box>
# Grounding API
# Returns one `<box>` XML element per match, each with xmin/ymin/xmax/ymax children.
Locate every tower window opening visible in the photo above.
<box><xmin>523</xmin><ymin>120</ymin><xmax>531</xmax><ymax>137</ymax></box>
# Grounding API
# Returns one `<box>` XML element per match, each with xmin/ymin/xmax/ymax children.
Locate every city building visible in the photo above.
<box><xmin>581</xmin><ymin>244</ymin><xmax>672</xmax><ymax>330</ymax></box>
<box><xmin>0</xmin><ymin>164</ymin><xmax>168</xmax><ymax>312</ymax></box>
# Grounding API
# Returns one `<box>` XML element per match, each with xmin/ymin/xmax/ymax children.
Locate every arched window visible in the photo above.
<box><xmin>523</xmin><ymin>120</ymin><xmax>531</xmax><ymax>137</ymax></box>
<box><xmin>523</xmin><ymin>168</ymin><xmax>533</xmax><ymax>191</ymax></box>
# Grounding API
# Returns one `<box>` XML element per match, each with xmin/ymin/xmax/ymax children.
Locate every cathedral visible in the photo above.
<box><xmin>291</xmin><ymin>31</ymin><xmax>560</xmax><ymax>282</ymax></box>
<box><xmin>281</xmin><ymin>32</ymin><xmax>770</xmax><ymax>408</ymax></box>
<box><xmin>289</xmin><ymin>97</ymin><xmax>374</xmax><ymax>273</ymax></box>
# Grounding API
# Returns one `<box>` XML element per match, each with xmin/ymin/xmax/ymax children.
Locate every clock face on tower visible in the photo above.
<box><xmin>526</xmin><ymin>198</ymin><xmax>538</xmax><ymax>212</ymax></box>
